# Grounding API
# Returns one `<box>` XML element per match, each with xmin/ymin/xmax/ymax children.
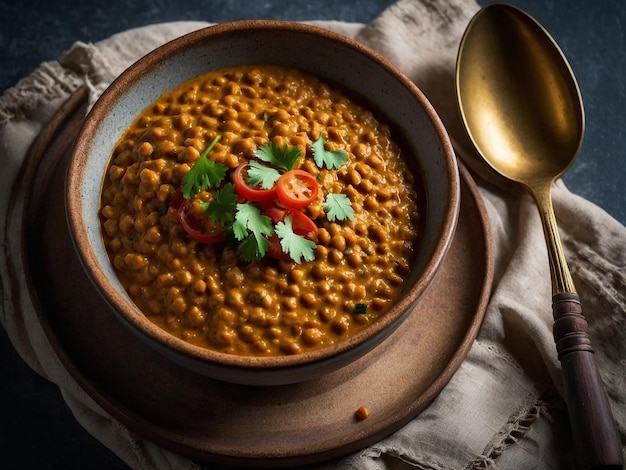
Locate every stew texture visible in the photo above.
<box><xmin>100</xmin><ymin>65</ymin><xmax>424</xmax><ymax>356</ymax></box>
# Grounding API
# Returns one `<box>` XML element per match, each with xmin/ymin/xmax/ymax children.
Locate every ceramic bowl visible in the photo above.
<box><xmin>66</xmin><ymin>20</ymin><xmax>459</xmax><ymax>386</ymax></box>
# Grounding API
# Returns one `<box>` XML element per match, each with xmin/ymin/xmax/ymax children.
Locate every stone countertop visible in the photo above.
<box><xmin>1</xmin><ymin>0</ymin><xmax>624</xmax><ymax>468</ymax></box>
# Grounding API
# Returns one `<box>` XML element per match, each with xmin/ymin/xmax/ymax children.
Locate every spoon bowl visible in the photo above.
<box><xmin>456</xmin><ymin>4</ymin><xmax>622</xmax><ymax>468</ymax></box>
<box><xmin>457</xmin><ymin>3</ymin><xmax>583</xmax><ymax>187</ymax></box>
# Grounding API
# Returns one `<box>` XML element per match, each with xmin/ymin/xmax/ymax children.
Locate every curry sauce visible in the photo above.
<box><xmin>100</xmin><ymin>65</ymin><xmax>424</xmax><ymax>356</ymax></box>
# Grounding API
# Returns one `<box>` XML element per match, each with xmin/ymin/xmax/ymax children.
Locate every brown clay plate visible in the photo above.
<box><xmin>23</xmin><ymin>88</ymin><xmax>494</xmax><ymax>467</ymax></box>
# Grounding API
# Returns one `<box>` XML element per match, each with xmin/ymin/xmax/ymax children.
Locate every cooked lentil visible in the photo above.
<box><xmin>100</xmin><ymin>65</ymin><xmax>424</xmax><ymax>356</ymax></box>
<box><xmin>354</xmin><ymin>405</ymin><xmax>370</xmax><ymax>421</ymax></box>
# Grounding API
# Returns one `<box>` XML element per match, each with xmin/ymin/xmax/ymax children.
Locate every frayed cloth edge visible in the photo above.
<box><xmin>0</xmin><ymin>61</ymin><xmax>83</xmax><ymax>125</ymax></box>
<box><xmin>467</xmin><ymin>389</ymin><xmax>561</xmax><ymax>469</ymax></box>
<box><xmin>355</xmin><ymin>389</ymin><xmax>562</xmax><ymax>470</ymax></box>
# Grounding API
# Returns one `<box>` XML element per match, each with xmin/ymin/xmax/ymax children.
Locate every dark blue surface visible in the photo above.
<box><xmin>1</xmin><ymin>1</ymin><xmax>624</xmax><ymax>468</ymax></box>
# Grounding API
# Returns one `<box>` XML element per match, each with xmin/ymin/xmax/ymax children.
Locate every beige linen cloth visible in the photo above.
<box><xmin>1</xmin><ymin>0</ymin><xmax>625</xmax><ymax>468</ymax></box>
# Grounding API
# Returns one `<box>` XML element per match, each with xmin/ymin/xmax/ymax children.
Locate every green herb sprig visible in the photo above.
<box><xmin>178</xmin><ymin>135</ymin><xmax>355</xmax><ymax>263</ymax></box>
<box><xmin>311</xmin><ymin>136</ymin><xmax>348</xmax><ymax>169</ymax></box>
<box><xmin>254</xmin><ymin>141</ymin><xmax>301</xmax><ymax>171</ymax></box>
<box><xmin>275</xmin><ymin>215</ymin><xmax>317</xmax><ymax>263</ymax></box>
<box><xmin>181</xmin><ymin>135</ymin><xmax>226</xmax><ymax>199</ymax></box>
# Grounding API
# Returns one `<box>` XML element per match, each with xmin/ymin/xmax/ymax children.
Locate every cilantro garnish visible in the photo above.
<box><xmin>232</xmin><ymin>203</ymin><xmax>274</xmax><ymax>261</ymax></box>
<box><xmin>275</xmin><ymin>215</ymin><xmax>317</xmax><ymax>263</ymax></box>
<box><xmin>181</xmin><ymin>135</ymin><xmax>226</xmax><ymax>199</ymax></box>
<box><xmin>324</xmin><ymin>193</ymin><xmax>354</xmax><ymax>221</ymax></box>
<box><xmin>354</xmin><ymin>303</ymin><xmax>368</xmax><ymax>314</ymax></box>
<box><xmin>254</xmin><ymin>141</ymin><xmax>301</xmax><ymax>171</ymax></box>
<box><xmin>237</xmin><ymin>234</ymin><xmax>270</xmax><ymax>262</ymax></box>
<box><xmin>311</xmin><ymin>136</ymin><xmax>348</xmax><ymax>170</ymax></box>
<box><xmin>175</xmin><ymin>133</ymin><xmax>359</xmax><ymax>264</ymax></box>
<box><xmin>246</xmin><ymin>160</ymin><xmax>281</xmax><ymax>189</ymax></box>
<box><xmin>202</xmin><ymin>183</ymin><xmax>238</xmax><ymax>225</ymax></box>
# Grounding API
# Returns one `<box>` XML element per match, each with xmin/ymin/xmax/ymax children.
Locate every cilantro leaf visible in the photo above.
<box><xmin>354</xmin><ymin>303</ymin><xmax>368</xmax><ymax>314</ymax></box>
<box><xmin>324</xmin><ymin>193</ymin><xmax>354</xmax><ymax>221</ymax></box>
<box><xmin>232</xmin><ymin>204</ymin><xmax>258</xmax><ymax>241</ymax></box>
<box><xmin>231</xmin><ymin>217</ymin><xmax>249</xmax><ymax>242</ymax></box>
<box><xmin>181</xmin><ymin>135</ymin><xmax>226</xmax><ymax>199</ymax></box>
<box><xmin>254</xmin><ymin>141</ymin><xmax>301</xmax><ymax>171</ymax></box>
<box><xmin>246</xmin><ymin>160</ymin><xmax>281</xmax><ymax>189</ymax></box>
<box><xmin>202</xmin><ymin>183</ymin><xmax>238</xmax><ymax>224</ymax></box>
<box><xmin>237</xmin><ymin>233</ymin><xmax>270</xmax><ymax>262</ymax></box>
<box><xmin>231</xmin><ymin>203</ymin><xmax>274</xmax><ymax>261</ymax></box>
<box><xmin>275</xmin><ymin>215</ymin><xmax>316</xmax><ymax>263</ymax></box>
<box><xmin>311</xmin><ymin>136</ymin><xmax>348</xmax><ymax>170</ymax></box>
<box><xmin>234</xmin><ymin>203</ymin><xmax>274</xmax><ymax>238</ymax></box>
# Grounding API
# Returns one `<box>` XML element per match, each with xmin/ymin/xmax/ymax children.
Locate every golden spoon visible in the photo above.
<box><xmin>456</xmin><ymin>4</ymin><xmax>622</xmax><ymax>468</ymax></box>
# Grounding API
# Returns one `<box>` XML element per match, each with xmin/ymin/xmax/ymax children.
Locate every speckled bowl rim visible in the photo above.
<box><xmin>66</xmin><ymin>20</ymin><xmax>459</xmax><ymax>384</ymax></box>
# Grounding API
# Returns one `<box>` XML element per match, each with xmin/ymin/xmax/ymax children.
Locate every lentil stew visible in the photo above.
<box><xmin>99</xmin><ymin>65</ymin><xmax>425</xmax><ymax>357</ymax></box>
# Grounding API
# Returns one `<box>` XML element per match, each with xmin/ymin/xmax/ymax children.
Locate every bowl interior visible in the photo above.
<box><xmin>66</xmin><ymin>20</ymin><xmax>459</xmax><ymax>383</ymax></box>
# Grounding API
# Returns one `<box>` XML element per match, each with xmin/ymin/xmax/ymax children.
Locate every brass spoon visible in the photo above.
<box><xmin>456</xmin><ymin>4</ymin><xmax>623</xmax><ymax>468</ymax></box>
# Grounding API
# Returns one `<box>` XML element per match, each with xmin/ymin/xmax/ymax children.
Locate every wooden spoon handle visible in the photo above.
<box><xmin>552</xmin><ymin>293</ymin><xmax>623</xmax><ymax>469</ymax></box>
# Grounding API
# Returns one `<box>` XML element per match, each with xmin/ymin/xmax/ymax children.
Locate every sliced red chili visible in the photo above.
<box><xmin>266</xmin><ymin>234</ymin><xmax>291</xmax><ymax>261</ymax></box>
<box><xmin>258</xmin><ymin>200</ymin><xmax>287</xmax><ymax>223</ymax></box>
<box><xmin>232</xmin><ymin>163</ymin><xmax>277</xmax><ymax>202</ymax></box>
<box><xmin>178</xmin><ymin>199</ymin><xmax>224</xmax><ymax>244</ymax></box>
<box><xmin>276</xmin><ymin>169</ymin><xmax>319</xmax><ymax>210</ymax></box>
<box><xmin>288</xmin><ymin>210</ymin><xmax>318</xmax><ymax>242</ymax></box>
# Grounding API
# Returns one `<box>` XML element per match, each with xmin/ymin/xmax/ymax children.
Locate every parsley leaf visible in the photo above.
<box><xmin>246</xmin><ymin>160</ymin><xmax>281</xmax><ymax>189</ymax></box>
<box><xmin>254</xmin><ymin>141</ymin><xmax>301</xmax><ymax>171</ymax></box>
<box><xmin>181</xmin><ymin>135</ymin><xmax>226</xmax><ymax>199</ymax></box>
<box><xmin>324</xmin><ymin>193</ymin><xmax>354</xmax><ymax>221</ymax></box>
<box><xmin>275</xmin><ymin>215</ymin><xmax>316</xmax><ymax>263</ymax></box>
<box><xmin>202</xmin><ymin>183</ymin><xmax>238</xmax><ymax>224</ymax></box>
<box><xmin>311</xmin><ymin>136</ymin><xmax>348</xmax><ymax>170</ymax></box>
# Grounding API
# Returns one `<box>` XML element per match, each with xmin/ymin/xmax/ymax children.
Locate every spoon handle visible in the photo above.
<box><xmin>552</xmin><ymin>293</ymin><xmax>623</xmax><ymax>469</ymax></box>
